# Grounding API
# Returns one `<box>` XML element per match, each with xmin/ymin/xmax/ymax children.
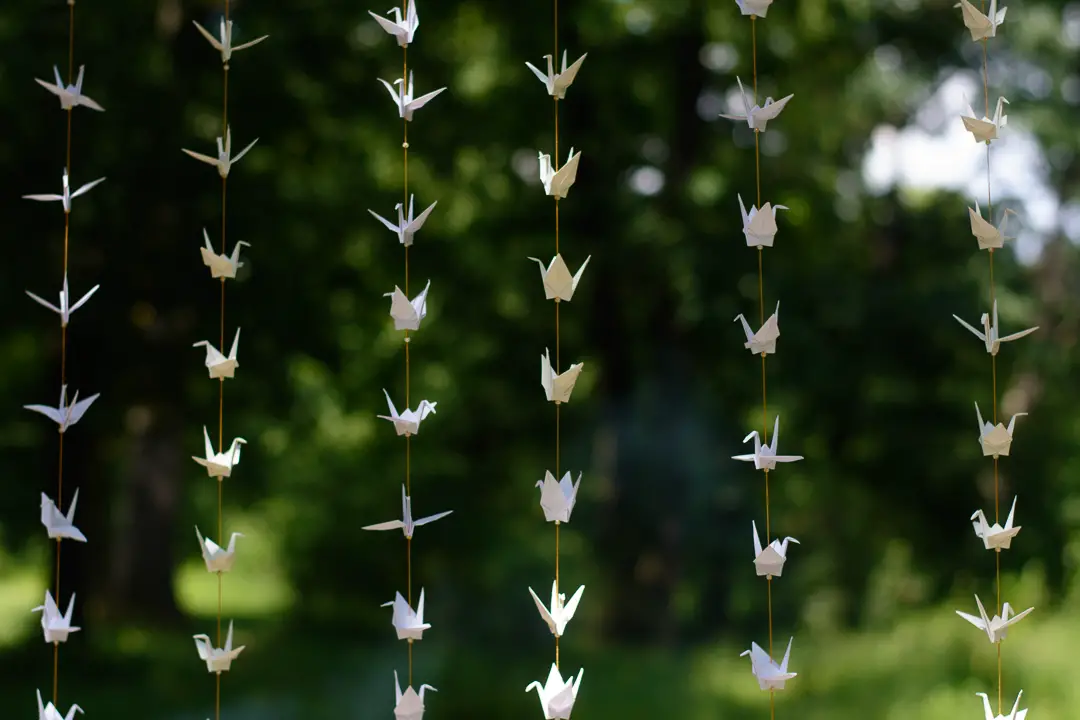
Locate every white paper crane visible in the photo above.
<box><xmin>25</xmin><ymin>275</ymin><xmax>99</xmax><ymax>328</ymax></box>
<box><xmin>539</xmin><ymin>148</ymin><xmax>582</xmax><ymax>199</ymax></box>
<box><xmin>369</xmin><ymin>195</ymin><xmax>438</xmax><ymax>247</ymax></box>
<box><xmin>720</xmin><ymin>76</ymin><xmax>793</xmax><ymax>132</ymax></box>
<box><xmin>956</xmin><ymin>595</ymin><xmax>1033</xmax><ymax>643</ymax></box>
<box><xmin>32</xmin><ymin>590</ymin><xmax>80</xmax><ymax>644</ymax></box>
<box><xmin>968</xmin><ymin>201</ymin><xmax>1016</xmax><ymax>251</ymax></box>
<box><xmin>379</xmin><ymin>72</ymin><xmax>446</xmax><ymax>121</ymax></box>
<box><xmin>195</xmin><ymin>527</ymin><xmax>243</xmax><ymax>573</ymax></box>
<box><xmin>192</xmin><ymin>18</ymin><xmax>268</xmax><ymax>66</ymax></box>
<box><xmin>394</xmin><ymin>671</ymin><xmax>437</xmax><ymax>720</ymax></box>
<box><xmin>35</xmin><ymin>65</ymin><xmax>104</xmax><ymax>112</ymax></box>
<box><xmin>738</xmin><ymin>194</ymin><xmax>788</xmax><ymax>248</ymax></box>
<box><xmin>752</xmin><ymin>520</ymin><xmax>799</xmax><ymax>578</ymax></box>
<box><xmin>975</xmin><ymin>402</ymin><xmax>1025</xmax><ymax>457</ymax></box>
<box><xmin>528</xmin><ymin>580</ymin><xmax>585</xmax><ymax>638</ymax></box>
<box><xmin>962</xmin><ymin>96</ymin><xmax>1008</xmax><ymax>144</ymax></box>
<box><xmin>528</xmin><ymin>254</ymin><xmax>591</xmax><ymax>302</ymax></box>
<box><xmin>369</xmin><ymin>0</ymin><xmax>419</xmax><ymax>47</ymax></box>
<box><xmin>382</xmin><ymin>589</ymin><xmax>431</xmax><ymax>641</ymax></box>
<box><xmin>525</xmin><ymin>51</ymin><xmax>588</xmax><ymax>99</ymax></box>
<box><xmin>363</xmin><ymin>484</ymin><xmax>452</xmax><ymax>539</ymax></box>
<box><xmin>193</xmin><ymin>328</ymin><xmax>241</xmax><ymax>379</ymax></box>
<box><xmin>41</xmin><ymin>489</ymin><xmax>86</xmax><ymax>542</ymax></box>
<box><xmin>953</xmin><ymin>300</ymin><xmax>1038</xmax><ymax>356</ymax></box>
<box><xmin>972</xmin><ymin>496</ymin><xmax>1021</xmax><ymax>551</ymax></box>
<box><xmin>526</xmin><ymin>663</ymin><xmax>584</xmax><ymax>720</ymax></box>
<box><xmin>377</xmin><ymin>389</ymin><xmax>437</xmax><ymax>436</ymax></box>
<box><xmin>536</xmin><ymin>470</ymin><xmax>582</xmax><ymax>524</ymax></box>
<box><xmin>25</xmin><ymin>385</ymin><xmax>99</xmax><ymax>434</ymax></box>
<box><xmin>541</xmin><ymin>348</ymin><xmax>584</xmax><ymax>404</ymax></box>
<box><xmin>734</xmin><ymin>301</ymin><xmax>780</xmax><ymax>355</ymax></box>
<box><xmin>193</xmin><ymin>620</ymin><xmax>245</xmax><ymax>673</ymax></box>
<box><xmin>385</xmin><ymin>280</ymin><xmax>431</xmax><ymax>332</ymax></box>
<box><xmin>733</xmin><ymin>415</ymin><xmax>803</xmax><ymax>471</ymax></box>
<box><xmin>741</xmin><ymin>637</ymin><xmax>797</xmax><ymax>691</ymax></box>
<box><xmin>24</xmin><ymin>171</ymin><xmax>106</xmax><ymax>214</ymax></box>
<box><xmin>956</xmin><ymin>0</ymin><xmax>1007</xmax><ymax>42</ymax></box>
<box><xmin>736</xmin><ymin>0</ymin><xmax>773</xmax><ymax>18</ymax></box>
<box><xmin>191</xmin><ymin>426</ymin><xmax>247</xmax><ymax>478</ymax></box>
<box><xmin>36</xmin><ymin>689</ymin><xmax>83</xmax><ymax>720</ymax></box>
<box><xmin>976</xmin><ymin>690</ymin><xmax>1028</xmax><ymax>720</ymax></box>
<box><xmin>182</xmin><ymin>126</ymin><xmax>258</xmax><ymax>178</ymax></box>
<box><xmin>200</xmin><ymin>230</ymin><xmax>250</xmax><ymax>279</ymax></box>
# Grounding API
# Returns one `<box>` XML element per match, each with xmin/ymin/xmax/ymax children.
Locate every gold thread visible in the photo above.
<box><xmin>552</xmin><ymin>0</ymin><xmax>562</xmax><ymax>678</ymax></box>
<box><xmin>401</xmin><ymin>5</ymin><xmax>414</xmax><ymax>689</ymax></box>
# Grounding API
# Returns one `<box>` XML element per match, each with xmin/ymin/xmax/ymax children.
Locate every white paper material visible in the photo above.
<box><xmin>735</xmin><ymin>301</ymin><xmax>780</xmax><ymax>355</ymax></box>
<box><xmin>962</xmin><ymin>96</ymin><xmax>1008</xmax><ymax>144</ymax></box>
<box><xmin>363</xmin><ymin>484</ymin><xmax>452</xmax><ymax>539</ymax></box>
<box><xmin>526</xmin><ymin>663</ymin><xmax>584</xmax><ymax>720</ymax></box>
<box><xmin>377</xmin><ymin>389</ymin><xmax>437</xmax><ymax>436</ymax></box>
<box><xmin>752</xmin><ymin>520</ymin><xmax>799</xmax><ymax>578</ymax></box>
<box><xmin>541</xmin><ymin>348</ymin><xmax>583</xmax><ymax>404</ymax></box>
<box><xmin>193</xmin><ymin>619</ymin><xmax>245</xmax><ymax>673</ymax></box>
<box><xmin>528</xmin><ymin>254</ymin><xmax>590</xmax><ymax>303</ymax></box>
<box><xmin>733</xmin><ymin>415</ymin><xmax>803</xmax><ymax>471</ymax></box>
<box><xmin>385</xmin><ymin>280</ymin><xmax>431</xmax><ymax>331</ymax></box>
<box><xmin>201</xmin><ymin>230</ymin><xmax>249</xmax><ymax>279</ymax></box>
<box><xmin>720</xmin><ymin>77</ymin><xmax>792</xmax><ymax>131</ymax></box>
<box><xmin>968</xmin><ymin>200</ymin><xmax>1016</xmax><ymax>251</ymax></box>
<box><xmin>956</xmin><ymin>595</ymin><xmax>1033</xmax><ymax>643</ymax></box>
<box><xmin>741</xmin><ymin>637</ymin><xmax>797</xmax><ymax>691</ymax></box>
<box><xmin>526</xmin><ymin>51</ymin><xmax>587</xmax><ymax>99</ymax></box>
<box><xmin>956</xmin><ymin>0</ymin><xmax>1007</xmax><ymax>42</ymax></box>
<box><xmin>24</xmin><ymin>171</ymin><xmax>106</xmax><ymax>214</ymax></box>
<box><xmin>193</xmin><ymin>328</ymin><xmax>241</xmax><ymax>379</ymax></box>
<box><xmin>193</xmin><ymin>18</ymin><xmax>268</xmax><ymax>64</ymax></box>
<box><xmin>539</xmin><ymin>148</ymin><xmax>582</xmax><ymax>199</ymax></box>
<box><xmin>182</xmin><ymin>127</ymin><xmax>258</xmax><ymax>178</ymax></box>
<box><xmin>25</xmin><ymin>385</ymin><xmax>99</xmax><ymax>434</ymax></box>
<box><xmin>736</xmin><ymin>0</ymin><xmax>773</xmax><ymax>18</ymax></box>
<box><xmin>369</xmin><ymin>195</ymin><xmax>438</xmax><ymax>247</ymax></box>
<box><xmin>36</xmin><ymin>690</ymin><xmax>82</xmax><ymax>720</ymax></box>
<box><xmin>972</xmin><ymin>496</ymin><xmax>1021</xmax><ymax>551</ymax></box>
<box><xmin>739</xmin><ymin>194</ymin><xmax>788</xmax><ymax>248</ymax></box>
<box><xmin>195</xmin><ymin>527</ymin><xmax>243</xmax><ymax>573</ymax></box>
<box><xmin>975</xmin><ymin>402</ymin><xmax>1025</xmax><ymax>457</ymax></box>
<box><xmin>536</xmin><ymin>470</ymin><xmax>581</xmax><ymax>523</ymax></box>
<box><xmin>394</xmin><ymin>671</ymin><xmax>437</xmax><ymax>720</ymax></box>
<box><xmin>953</xmin><ymin>300</ymin><xmax>1038</xmax><ymax>356</ymax></box>
<box><xmin>528</xmin><ymin>580</ymin><xmax>584</xmax><ymax>638</ymax></box>
<box><xmin>25</xmin><ymin>275</ymin><xmax>99</xmax><ymax>328</ymax></box>
<box><xmin>32</xmin><ymin>590</ymin><xmax>80</xmax><ymax>644</ymax></box>
<box><xmin>976</xmin><ymin>690</ymin><xmax>1027</xmax><ymax>720</ymax></box>
<box><xmin>382</xmin><ymin>589</ymin><xmax>431</xmax><ymax>640</ymax></box>
<box><xmin>191</xmin><ymin>426</ymin><xmax>246</xmax><ymax>478</ymax></box>
<box><xmin>379</xmin><ymin>71</ymin><xmax>446</xmax><ymax>121</ymax></box>
<box><xmin>370</xmin><ymin>0</ymin><xmax>419</xmax><ymax>47</ymax></box>
<box><xmin>41</xmin><ymin>489</ymin><xmax>86</xmax><ymax>543</ymax></box>
<box><xmin>35</xmin><ymin>65</ymin><xmax>104</xmax><ymax>112</ymax></box>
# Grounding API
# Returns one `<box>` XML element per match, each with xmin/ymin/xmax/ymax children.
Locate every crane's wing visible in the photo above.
<box><xmin>192</xmin><ymin>20</ymin><xmax>226</xmax><ymax>52</ymax></box>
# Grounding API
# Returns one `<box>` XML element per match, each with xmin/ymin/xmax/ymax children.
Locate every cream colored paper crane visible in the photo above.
<box><xmin>541</xmin><ymin>348</ymin><xmax>584</xmax><ymax>404</ymax></box>
<box><xmin>528</xmin><ymin>580</ymin><xmax>584</xmax><ymax>638</ymax></box>
<box><xmin>953</xmin><ymin>300</ymin><xmax>1038</xmax><ymax>356</ymax></box>
<box><xmin>369</xmin><ymin>195</ymin><xmax>438</xmax><ymax>247</ymax></box>
<box><xmin>385</xmin><ymin>280</ymin><xmax>431</xmax><ymax>332</ymax></box>
<box><xmin>41</xmin><ymin>489</ymin><xmax>86</xmax><ymax>542</ymax></box>
<box><xmin>752</xmin><ymin>520</ymin><xmax>799</xmax><ymax>578</ymax></box>
<box><xmin>736</xmin><ymin>0</ymin><xmax>773</xmax><ymax>17</ymax></box>
<box><xmin>24</xmin><ymin>171</ymin><xmax>105</xmax><ymax>214</ymax></box>
<box><xmin>975</xmin><ymin>401</ymin><xmax>1026</xmax><ymax>457</ymax></box>
<box><xmin>394</xmin><ymin>671</ymin><xmax>437</xmax><ymax>720</ymax></box>
<box><xmin>35</xmin><ymin>65</ymin><xmax>104</xmax><ymax>111</ymax></box>
<box><xmin>382</xmin><ymin>589</ymin><xmax>431</xmax><ymax>640</ymax></box>
<box><xmin>720</xmin><ymin>76</ymin><xmax>793</xmax><ymax>132</ymax></box>
<box><xmin>193</xmin><ymin>620</ymin><xmax>245</xmax><ymax>673</ymax></box>
<box><xmin>962</xmin><ymin>95</ymin><xmax>1009</xmax><ymax>144</ymax></box>
<box><xmin>536</xmin><ymin>470</ymin><xmax>582</xmax><ymax>523</ymax></box>
<box><xmin>525</xmin><ymin>50</ymin><xmax>587</xmax><ymax>99</ymax></box>
<box><xmin>528</xmin><ymin>254</ymin><xmax>591</xmax><ymax>302</ymax></box>
<box><xmin>379</xmin><ymin>72</ymin><xmax>446</xmax><ymax>121</ymax></box>
<box><xmin>968</xmin><ymin>200</ymin><xmax>1016</xmax><ymax>251</ymax></box>
<box><xmin>193</xmin><ymin>327</ymin><xmax>241</xmax><ymax>379</ymax></box>
<box><xmin>32</xmin><ymin>590</ymin><xmax>80</xmax><ymax>644</ymax></box>
<box><xmin>200</xmin><ymin>230</ymin><xmax>249</xmax><ymax>279</ymax></box>
<box><xmin>182</xmin><ymin>126</ymin><xmax>258</xmax><ymax>178</ymax></box>
<box><xmin>956</xmin><ymin>0</ymin><xmax>1007</xmax><ymax>42</ymax></box>
<box><xmin>25</xmin><ymin>385</ymin><xmax>99</xmax><ymax>434</ymax></box>
<box><xmin>363</xmin><ymin>484</ymin><xmax>452</xmax><ymax>539</ymax></box>
<box><xmin>25</xmin><ymin>275</ymin><xmax>99</xmax><ymax>328</ymax></box>
<box><xmin>192</xmin><ymin>18</ymin><xmax>268</xmax><ymax>65</ymax></box>
<box><xmin>956</xmin><ymin>594</ymin><xmax>1033</xmax><ymax>643</ymax></box>
<box><xmin>526</xmin><ymin>663</ymin><xmax>584</xmax><ymax>720</ymax></box>
<box><xmin>734</xmin><ymin>301</ymin><xmax>780</xmax><ymax>355</ymax></box>
<box><xmin>971</xmin><ymin>496</ymin><xmax>1021</xmax><ymax>551</ymax></box>
<box><xmin>191</xmin><ymin>426</ymin><xmax>247</xmax><ymax>478</ymax></box>
<box><xmin>738</xmin><ymin>194</ymin><xmax>788</xmax><ymax>248</ymax></box>
<box><xmin>976</xmin><ymin>690</ymin><xmax>1027</xmax><ymax>720</ymax></box>
<box><xmin>36</xmin><ymin>690</ymin><xmax>82</xmax><ymax>720</ymax></box>
<box><xmin>377</xmin><ymin>389</ymin><xmax>437</xmax><ymax>436</ymax></box>
<box><xmin>369</xmin><ymin>0</ymin><xmax>419</xmax><ymax>47</ymax></box>
<box><xmin>733</xmin><ymin>415</ymin><xmax>803</xmax><ymax>471</ymax></box>
<box><xmin>195</xmin><ymin>527</ymin><xmax>243</xmax><ymax>573</ymax></box>
<box><xmin>741</xmin><ymin>637</ymin><xmax>797</xmax><ymax>691</ymax></box>
<box><xmin>539</xmin><ymin>147</ymin><xmax>582</xmax><ymax>199</ymax></box>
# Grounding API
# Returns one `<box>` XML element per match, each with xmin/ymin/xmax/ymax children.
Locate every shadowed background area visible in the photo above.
<box><xmin>2</xmin><ymin>0</ymin><xmax>1080</xmax><ymax>717</ymax></box>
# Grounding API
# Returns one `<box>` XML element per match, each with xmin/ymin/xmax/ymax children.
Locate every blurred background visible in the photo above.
<box><xmin>1</xmin><ymin>0</ymin><xmax>1079</xmax><ymax>717</ymax></box>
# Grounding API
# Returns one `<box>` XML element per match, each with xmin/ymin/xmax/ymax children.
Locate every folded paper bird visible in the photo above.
<box><xmin>528</xmin><ymin>254</ymin><xmax>590</xmax><ymax>303</ymax></box>
<box><xmin>385</xmin><ymin>280</ymin><xmax>431</xmax><ymax>332</ymax></box>
<box><xmin>369</xmin><ymin>195</ymin><xmax>438</xmax><ymax>247</ymax></box>
<box><xmin>526</xmin><ymin>663</ymin><xmax>584</xmax><ymax>720</ymax></box>
<box><xmin>738</xmin><ymin>194</ymin><xmax>788</xmax><ymax>248</ymax></box>
<box><xmin>971</xmin><ymin>496</ymin><xmax>1021</xmax><ymax>551</ymax></box>
<box><xmin>975</xmin><ymin>401</ymin><xmax>1025</xmax><ymax>457</ymax></box>
<box><xmin>528</xmin><ymin>580</ymin><xmax>585</xmax><ymax>638</ymax></box>
<box><xmin>525</xmin><ymin>50</ymin><xmax>587</xmax><ymax>99</ymax></box>
<box><xmin>25</xmin><ymin>275</ymin><xmax>99</xmax><ymax>328</ymax></box>
<box><xmin>956</xmin><ymin>0</ymin><xmax>1007</xmax><ymax>42</ymax></box>
<box><xmin>200</xmin><ymin>230</ymin><xmax>250</xmax><ymax>279</ymax></box>
<box><xmin>961</xmin><ymin>95</ymin><xmax>1008</xmax><ymax>144</ymax></box>
<box><xmin>363</xmin><ymin>484</ymin><xmax>452</xmax><ymax>539</ymax></box>
<box><xmin>536</xmin><ymin>470</ymin><xmax>582</xmax><ymax>524</ymax></box>
<box><xmin>192</xmin><ymin>18</ymin><xmax>268</xmax><ymax>65</ymax></box>
<box><xmin>541</xmin><ymin>348</ymin><xmax>583</xmax><ymax>404</ymax></box>
<box><xmin>32</xmin><ymin>590</ymin><xmax>80</xmax><ymax>644</ymax></box>
<box><xmin>191</xmin><ymin>426</ymin><xmax>246</xmax><ymax>478</ymax></box>
<box><xmin>369</xmin><ymin>0</ymin><xmax>419</xmax><ymax>47</ymax></box>
<box><xmin>382</xmin><ymin>589</ymin><xmax>431</xmax><ymax>641</ymax></box>
<box><xmin>195</xmin><ymin>527</ymin><xmax>243</xmax><ymax>573</ymax></box>
<box><xmin>377</xmin><ymin>389</ymin><xmax>437</xmax><ymax>436</ymax></box>
<box><xmin>41</xmin><ymin>489</ymin><xmax>86</xmax><ymax>542</ymax></box>
<box><xmin>379</xmin><ymin>71</ymin><xmax>446</xmax><ymax>121</ymax></box>
<box><xmin>720</xmin><ymin>76</ymin><xmax>793</xmax><ymax>132</ymax></box>
<box><xmin>539</xmin><ymin>148</ymin><xmax>582</xmax><ymax>199</ymax></box>
<box><xmin>956</xmin><ymin>594</ymin><xmax>1033</xmax><ymax>643</ymax></box>
<box><xmin>35</xmin><ymin>65</ymin><xmax>104</xmax><ymax>111</ymax></box>
<box><xmin>741</xmin><ymin>637</ymin><xmax>797</xmax><ymax>691</ymax></box>
<box><xmin>24</xmin><ymin>171</ymin><xmax>105</xmax><ymax>214</ymax></box>
<box><xmin>953</xmin><ymin>300</ymin><xmax>1038</xmax><ymax>356</ymax></box>
<box><xmin>36</xmin><ymin>689</ymin><xmax>83</xmax><ymax>720</ymax></box>
<box><xmin>975</xmin><ymin>689</ymin><xmax>1027</xmax><ymax>720</ymax></box>
<box><xmin>25</xmin><ymin>385</ymin><xmax>99</xmax><ymax>434</ymax></box>
<box><xmin>193</xmin><ymin>328</ymin><xmax>241</xmax><ymax>379</ymax></box>
<box><xmin>182</xmin><ymin>126</ymin><xmax>258</xmax><ymax>178</ymax></box>
<box><xmin>733</xmin><ymin>415</ymin><xmax>803</xmax><ymax>471</ymax></box>
<box><xmin>967</xmin><ymin>200</ymin><xmax>1016</xmax><ymax>251</ymax></box>
<box><xmin>394</xmin><ymin>670</ymin><xmax>437</xmax><ymax>720</ymax></box>
<box><xmin>193</xmin><ymin>620</ymin><xmax>245</xmax><ymax>673</ymax></box>
<box><xmin>735</xmin><ymin>301</ymin><xmax>780</xmax><ymax>355</ymax></box>
<box><xmin>752</xmin><ymin>520</ymin><xmax>799</xmax><ymax>578</ymax></box>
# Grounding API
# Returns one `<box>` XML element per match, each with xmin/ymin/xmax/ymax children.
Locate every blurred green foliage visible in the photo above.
<box><xmin>1</xmin><ymin>0</ymin><xmax>1080</xmax><ymax>717</ymax></box>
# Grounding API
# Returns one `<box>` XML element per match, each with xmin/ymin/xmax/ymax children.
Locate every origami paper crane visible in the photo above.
<box><xmin>975</xmin><ymin>401</ymin><xmax>1026</xmax><ymax>457</ymax></box>
<box><xmin>733</xmin><ymin>415</ymin><xmax>803</xmax><ymax>471</ymax></box>
<box><xmin>382</xmin><ymin>589</ymin><xmax>431</xmax><ymax>641</ymax></box>
<box><xmin>35</xmin><ymin>65</ymin><xmax>104</xmax><ymax>111</ymax></box>
<box><xmin>25</xmin><ymin>275</ymin><xmax>99</xmax><ymax>328</ymax></box>
<box><xmin>379</xmin><ymin>72</ymin><xmax>446</xmax><ymax>121</ymax></box>
<box><xmin>182</xmin><ymin>126</ymin><xmax>258</xmax><ymax>178</ymax></box>
<box><xmin>192</xmin><ymin>17</ymin><xmax>268</xmax><ymax>65</ymax></box>
<box><xmin>975</xmin><ymin>689</ymin><xmax>1027</xmax><ymax>720</ymax></box>
<box><xmin>541</xmin><ymin>348</ymin><xmax>583</xmax><ymax>404</ymax></box>
<box><xmin>962</xmin><ymin>96</ymin><xmax>1008</xmax><ymax>144</ymax></box>
<box><xmin>369</xmin><ymin>0</ymin><xmax>419</xmax><ymax>47</ymax></box>
<box><xmin>369</xmin><ymin>195</ymin><xmax>438</xmax><ymax>247</ymax></box>
<box><xmin>394</xmin><ymin>670</ymin><xmax>437</xmax><ymax>720</ymax></box>
<box><xmin>195</xmin><ymin>527</ymin><xmax>243</xmax><ymax>573</ymax></box>
<box><xmin>953</xmin><ymin>300</ymin><xmax>1038</xmax><ymax>356</ymax></box>
<box><xmin>528</xmin><ymin>580</ymin><xmax>585</xmax><ymax>638</ymax></box>
<box><xmin>956</xmin><ymin>0</ymin><xmax>1007</xmax><ymax>42</ymax></box>
<box><xmin>741</xmin><ymin>637</ymin><xmax>797</xmax><ymax>691</ymax></box>
<box><xmin>752</xmin><ymin>520</ymin><xmax>799</xmax><ymax>578</ymax></box>
<box><xmin>536</xmin><ymin>470</ymin><xmax>582</xmax><ymax>524</ymax></box>
<box><xmin>971</xmin><ymin>496</ymin><xmax>1021</xmax><ymax>551</ymax></box>
<box><xmin>41</xmin><ymin>489</ymin><xmax>86</xmax><ymax>542</ymax></box>
<box><xmin>528</xmin><ymin>254</ymin><xmax>590</xmax><ymax>302</ymax></box>
<box><xmin>193</xmin><ymin>620</ymin><xmax>245</xmax><ymax>673</ymax></box>
<box><xmin>193</xmin><ymin>328</ymin><xmax>241</xmax><ymax>379</ymax></box>
<box><xmin>200</xmin><ymin>230</ymin><xmax>249</xmax><ymax>279</ymax></box>
<box><xmin>377</xmin><ymin>389</ymin><xmax>437</xmax><ymax>436</ymax></box>
<box><xmin>735</xmin><ymin>301</ymin><xmax>780</xmax><ymax>355</ymax></box>
<box><xmin>363</xmin><ymin>484</ymin><xmax>452</xmax><ymax>539</ymax></box>
<box><xmin>32</xmin><ymin>590</ymin><xmax>80</xmax><ymax>644</ymax></box>
<box><xmin>385</xmin><ymin>280</ymin><xmax>431</xmax><ymax>332</ymax></box>
<box><xmin>36</xmin><ymin>689</ymin><xmax>83</xmax><ymax>720</ymax></box>
<box><xmin>539</xmin><ymin>148</ymin><xmax>582</xmax><ymax>199</ymax></box>
<box><xmin>736</xmin><ymin>0</ymin><xmax>773</xmax><ymax>18</ymax></box>
<box><xmin>191</xmin><ymin>426</ymin><xmax>246</xmax><ymax>478</ymax></box>
<box><xmin>720</xmin><ymin>76</ymin><xmax>792</xmax><ymax>131</ymax></box>
<box><xmin>525</xmin><ymin>50</ymin><xmax>587</xmax><ymax>99</ymax></box>
<box><xmin>956</xmin><ymin>595</ymin><xmax>1033</xmax><ymax>643</ymax></box>
<box><xmin>739</xmin><ymin>194</ymin><xmax>788</xmax><ymax>248</ymax></box>
<box><xmin>526</xmin><ymin>663</ymin><xmax>584</xmax><ymax>720</ymax></box>
<box><xmin>24</xmin><ymin>171</ymin><xmax>105</xmax><ymax>214</ymax></box>
<box><xmin>968</xmin><ymin>200</ymin><xmax>1016</xmax><ymax>251</ymax></box>
<box><xmin>25</xmin><ymin>385</ymin><xmax>99</xmax><ymax>433</ymax></box>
